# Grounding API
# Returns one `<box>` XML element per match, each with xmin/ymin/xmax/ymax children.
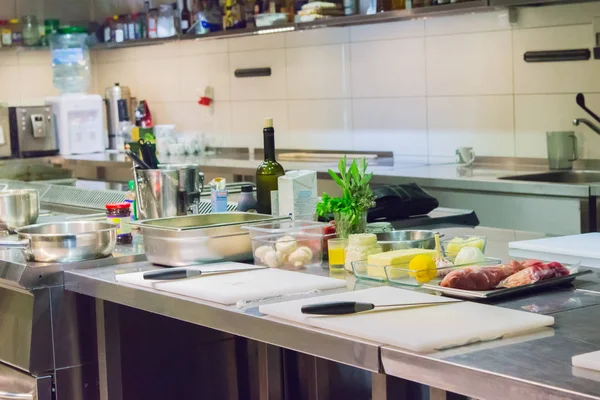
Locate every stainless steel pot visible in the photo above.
<box><xmin>134</xmin><ymin>168</ymin><xmax>180</xmax><ymax>220</ymax></box>
<box><xmin>0</xmin><ymin>189</ymin><xmax>40</xmax><ymax>230</ymax></box>
<box><xmin>0</xmin><ymin>221</ymin><xmax>117</xmax><ymax>263</ymax></box>
<box><xmin>159</xmin><ymin>163</ymin><xmax>205</xmax><ymax>215</ymax></box>
<box><xmin>376</xmin><ymin>230</ymin><xmax>442</xmax><ymax>252</ymax></box>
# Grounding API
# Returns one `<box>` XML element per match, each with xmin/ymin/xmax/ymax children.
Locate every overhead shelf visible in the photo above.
<box><xmin>91</xmin><ymin>0</ymin><xmax>493</xmax><ymax>51</ymax></box>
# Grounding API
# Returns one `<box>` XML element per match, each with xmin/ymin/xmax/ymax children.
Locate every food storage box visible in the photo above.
<box><xmin>242</xmin><ymin>220</ymin><xmax>327</xmax><ymax>269</ymax></box>
<box><xmin>443</xmin><ymin>235</ymin><xmax>487</xmax><ymax>257</ymax></box>
<box><xmin>351</xmin><ymin>257</ymin><xmax>502</xmax><ymax>285</ymax></box>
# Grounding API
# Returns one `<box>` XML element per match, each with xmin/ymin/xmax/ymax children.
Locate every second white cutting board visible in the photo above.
<box><xmin>573</xmin><ymin>351</ymin><xmax>600</xmax><ymax>371</ymax></box>
<box><xmin>116</xmin><ymin>263</ymin><xmax>347</xmax><ymax>305</ymax></box>
<box><xmin>509</xmin><ymin>233</ymin><xmax>600</xmax><ymax>268</ymax></box>
<box><xmin>259</xmin><ymin>286</ymin><xmax>555</xmax><ymax>353</ymax></box>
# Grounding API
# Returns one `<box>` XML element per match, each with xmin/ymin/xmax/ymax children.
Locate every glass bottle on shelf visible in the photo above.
<box><xmin>112</xmin><ymin>15</ymin><xmax>124</xmax><ymax>43</ymax></box>
<box><xmin>10</xmin><ymin>19</ymin><xmax>22</xmax><ymax>46</ymax></box>
<box><xmin>181</xmin><ymin>0</ymin><xmax>192</xmax><ymax>33</ymax></box>
<box><xmin>148</xmin><ymin>8</ymin><xmax>159</xmax><ymax>38</ymax></box>
<box><xmin>157</xmin><ymin>4</ymin><xmax>176</xmax><ymax>37</ymax></box>
<box><xmin>22</xmin><ymin>15</ymin><xmax>39</xmax><ymax>46</ymax></box>
<box><xmin>1</xmin><ymin>20</ymin><xmax>12</xmax><ymax>46</ymax></box>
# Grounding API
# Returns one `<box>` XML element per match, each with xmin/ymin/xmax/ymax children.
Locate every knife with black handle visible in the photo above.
<box><xmin>301</xmin><ymin>300</ymin><xmax>461</xmax><ymax>315</ymax></box>
<box><xmin>143</xmin><ymin>266</ymin><xmax>265</xmax><ymax>280</ymax></box>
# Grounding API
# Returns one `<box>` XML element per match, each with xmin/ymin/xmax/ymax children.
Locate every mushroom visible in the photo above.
<box><xmin>264</xmin><ymin>250</ymin><xmax>283</xmax><ymax>268</ymax></box>
<box><xmin>254</xmin><ymin>245</ymin><xmax>273</xmax><ymax>262</ymax></box>
<box><xmin>275</xmin><ymin>235</ymin><xmax>297</xmax><ymax>255</ymax></box>
<box><xmin>288</xmin><ymin>247</ymin><xmax>313</xmax><ymax>268</ymax></box>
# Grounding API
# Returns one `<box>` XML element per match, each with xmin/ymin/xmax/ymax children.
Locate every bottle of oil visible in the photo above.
<box><xmin>256</xmin><ymin>118</ymin><xmax>284</xmax><ymax>215</ymax></box>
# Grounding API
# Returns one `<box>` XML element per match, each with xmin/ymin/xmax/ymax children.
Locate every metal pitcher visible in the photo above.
<box><xmin>135</xmin><ymin>165</ymin><xmax>205</xmax><ymax>220</ymax></box>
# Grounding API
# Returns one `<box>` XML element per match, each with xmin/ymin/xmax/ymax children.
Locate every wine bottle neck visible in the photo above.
<box><xmin>264</xmin><ymin>129</ymin><xmax>275</xmax><ymax>161</ymax></box>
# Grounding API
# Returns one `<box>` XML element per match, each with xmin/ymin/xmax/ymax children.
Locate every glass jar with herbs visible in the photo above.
<box><xmin>316</xmin><ymin>155</ymin><xmax>375</xmax><ymax>239</ymax></box>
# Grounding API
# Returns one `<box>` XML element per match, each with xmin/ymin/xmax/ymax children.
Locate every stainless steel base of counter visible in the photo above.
<box><xmin>63</xmin><ymin>227</ymin><xmax>600</xmax><ymax>400</ymax></box>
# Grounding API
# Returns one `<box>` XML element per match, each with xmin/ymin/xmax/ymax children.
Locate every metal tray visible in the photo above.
<box><xmin>422</xmin><ymin>269</ymin><xmax>593</xmax><ymax>300</ymax></box>
<box><xmin>132</xmin><ymin>213</ymin><xmax>287</xmax><ymax>267</ymax></box>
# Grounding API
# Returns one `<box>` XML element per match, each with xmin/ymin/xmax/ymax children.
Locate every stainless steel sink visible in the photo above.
<box><xmin>499</xmin><ymin>171</ymin><xmax>600</xmax><ymax>184</ymax></box>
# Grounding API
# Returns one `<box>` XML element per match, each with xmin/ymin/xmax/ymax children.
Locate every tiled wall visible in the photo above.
<box><xmin>5</xmin><ymin>2</ymin><xmax>600</xmax><ymax>158</ymax></box>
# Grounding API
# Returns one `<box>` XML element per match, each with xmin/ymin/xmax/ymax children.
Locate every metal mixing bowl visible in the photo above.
<box><xmin>376</xmin><ymin>230</ymin><xmax>439</xmax><ymax>252</ymax></box>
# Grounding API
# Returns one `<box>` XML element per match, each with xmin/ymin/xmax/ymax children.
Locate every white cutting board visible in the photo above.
<box><xmin>116</xmin><ymin>262</ymin><xmax>347</xmax><ymax>305</ymax></box>
<box><xmin>259</xmin><ymin>286</ymin><xmax>554</xmax><ymax>353</ymax></box>
<box><xmin>573</xmin><ymin>351</ymin><xmax>600</xmax><ymax>371</ymax></box>
<box><xmin>509</xmin><ymin>233</ymin><xmax>600</xmax><ymax>268</ymax></box>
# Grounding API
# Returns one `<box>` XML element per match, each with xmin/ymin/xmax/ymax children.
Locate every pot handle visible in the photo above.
<box><xmin>0</xmin><ymin>239</ymin><xmax>29</xmax><ymax>249</ymax></box>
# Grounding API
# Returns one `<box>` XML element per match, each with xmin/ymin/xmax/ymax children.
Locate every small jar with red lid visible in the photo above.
<box><xmin>106</xmin><ymin>203</ymin><xmax>133</xmax><ymax>245</ymax></box>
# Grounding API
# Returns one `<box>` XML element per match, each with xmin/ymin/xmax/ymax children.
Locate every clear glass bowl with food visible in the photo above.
<box><xmin>243</xmin><ymin>220</ymin><xmax>326</xmax><ymax>269</ymax></box>
<box><xmin>443</xmin><ymin>235</ymin><xmax>487</xmax><ymax>258</ymax></box>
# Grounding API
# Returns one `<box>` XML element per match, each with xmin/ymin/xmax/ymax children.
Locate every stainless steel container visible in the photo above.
<box><xmin>159</xmin><ymin>163</ymin><xmax>205</xmax><ymax>215</ymax></box>
<box><xmin>105</xmin><ymin>83</ymin><xmax>135</xmax><ymax>150</ymax></box>
<box><xmin>135</xmin><ymin>168</ymin><xmax>181</xmax><ymax>220</ymax></box>
<box><xmin>0</xmin><ymin>189</ymin><xmax>40</xmax><ymax>230</ymax></box>
<box><xmin>0</xmin><ymin>221</ymin><xmax>116</xmax><ymax>263</ymax></box>
<box><xmin>131</xmin><ymin>212</ymin><xmax>286</xmax><ymax>266</ymax></box>
<box><xmin>376</xmin><ymin>230</ymin><xmax>439</xmax><ymax>252</ymax></box>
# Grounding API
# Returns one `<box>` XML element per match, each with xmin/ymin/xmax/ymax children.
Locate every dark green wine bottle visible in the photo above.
<box><xmin>256</xmin><ymin>118</ymin><xmax>285</xmax><ymax>215</ymax></box>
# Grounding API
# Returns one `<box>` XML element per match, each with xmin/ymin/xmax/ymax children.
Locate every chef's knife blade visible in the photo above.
<box><xmin>143</xmin><ymin>266</ymin><xmax>266</xmax><ymax>280</ymax></box>
<box><xmin>301</xmin><ymin>300</ymin><xmax>462</xmax><ymax>315</ymax></box>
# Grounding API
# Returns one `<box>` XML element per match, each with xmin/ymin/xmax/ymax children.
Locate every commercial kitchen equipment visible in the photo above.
<box><xmin>0</xmin><ymin>188</ymin><xmax>40</xmax><ymax>230</ymax></box>
<box><xmin>8</xmin><ymin>106</ymin><xmax>58</xmax><ymax>158</ymax></box>
<box><xmin>105</xmin><ymin>83</ymin><xmax>135</xmax><ymax>150</ymax></box>
<box><xmin>45</xmin><ymin>94</ymin><xmax>105</xmax><ymax>155</ymax></box>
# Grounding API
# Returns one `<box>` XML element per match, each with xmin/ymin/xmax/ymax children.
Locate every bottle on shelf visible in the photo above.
<box><xmin>103</xmin><ymin>17</ymin><xmax>112</xmax><ymax>42</ymax></box>
<box><xmin>112</xmin><ymin>15</ymin><xmax>124</xmax><ymax>42</ymax></box>
<box><xmin>193</xmin><ymin>0</ymin><xmax>209</xmax><ymax>34</ymax></box>
<box><xmin>256</xmin><ymin>117</ymin><xmax>285</xmax><ymax>215</ymax></box>
<box><xmin>181</xmin><ymin>0</ymin><xmax>192</xmax><ymax>33</ymax></box>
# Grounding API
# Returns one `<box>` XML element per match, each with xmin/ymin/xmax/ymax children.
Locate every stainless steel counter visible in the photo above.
<box><xmin>47</xmin><ymin>153</ymin><xmax>595</xmax><ymax>198</ymax></box>
<box><xmin>63</xmin><ymin>226</ymin><xmax>600</xmax><ymax>400</ymax></box>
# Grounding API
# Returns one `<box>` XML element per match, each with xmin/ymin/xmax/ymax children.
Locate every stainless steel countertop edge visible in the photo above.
<box><xmin>63</xmin><ymin>267</ymin><xmax>382</xmax><ymax>372</ymax></box>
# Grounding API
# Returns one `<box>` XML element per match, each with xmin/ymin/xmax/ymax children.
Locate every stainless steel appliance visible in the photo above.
<box><xmin>8</xmin><ymin>106</ymin><xmax>58</xmax><ymax>158</ymax></box>
<box><xmin>0</xmin><ymin>189</ymin><xmax>40</xmax><ymax>230</ymax></box>
<box><xmin>105</xmin><ymin>83</ymin><xmax>135</xmax><ymax>150</ymax></box>
<box><xmin>0</xmin><ymin>105</ymin><xmax>11</xmax><ymax>159</ymax></box>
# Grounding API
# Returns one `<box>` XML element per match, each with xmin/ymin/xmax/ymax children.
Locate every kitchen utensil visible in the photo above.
<box><xmin>576</xmin><ymin>93</ymin><xmax>600</xmax><ymax>125</ymax></box>
<box><xmin>422</xmin><ymin>269</ymin><xmax>591</xmax><ymax>300</ymax></box>
<box><xmin>455</xmin><ymin>147</ymin><xmax>475</xmax><ymax>167</ymax></box>
<box><xmin>546</xmin><ymin>131</ymin><xmax>578</xmax><ymax>170</ymax></box>
<box><xmin>134</xmin><ymin>168</ymin><xmax>180</xmax><ymax>220</ymax></box>
<box><xmin>130</xmin><ymin>213</ymin><xmax>287</xmax><ymax>266</ymax></box>
<box><xmin>259</xmin><ymin>286</ymin><xmax>555</xmax><ymax>353</ymax></box>
<box><xmin>159</xmin><ymin>163</ymin><xmax>205</xmax><ymax>215</ymax></box>
<box><xmin>509</xmin><ymin>233</ymin><xmax>600</xmax><ymax>268</ymax></box>
<box><xmin>0</xmin><ymin>221</ymin><xmax>116</xmax><ymax>263</ymax></box>
<box><xmin>126</xmin><ymin>150</ymin><xmax>151</xmax><ymax>169</ymax></box>
<box><xmin>139</xmin><ymin>139</ymin><xmax>159</xmax><ymax>169</ymax></box>
<box><xmin>0</xmin><ymin>189</ymin><xmax>39</xmax><ymax>230</ymax></box>
<box><xmin>143</xmin><ymin>265</ymin><xmax>266</xmax><ymax>280</ymax></box>
<box><xmin>573</xmin><ymin>350</ymin><xmax>600</xmax><ymax>371</ymax></box>
<box><xmin>116</xmin><ymin>263</ymin><xmax>346</xmax><ymax>305</ymax></box>
<box><xmin>301</xmin><ymin>300</ymin><xmax>462</xmax><ymax>315</ymax></box>
<box><xmin>376</xmin><ymin>230</ymin><xmax>440</xmax><ymax>252</ymax></box>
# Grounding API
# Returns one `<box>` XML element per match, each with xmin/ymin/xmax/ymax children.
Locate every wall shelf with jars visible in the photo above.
<box><xmin>1</xmin><ymin>0</ymin><xmax>491</xmax><ymax>52</ymax></box>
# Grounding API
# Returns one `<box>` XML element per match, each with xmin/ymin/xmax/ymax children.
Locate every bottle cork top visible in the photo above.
<box><xmin>264</xmin><ymin>117</ymin><xmax>273</xmax><ymax>128</ymax></box>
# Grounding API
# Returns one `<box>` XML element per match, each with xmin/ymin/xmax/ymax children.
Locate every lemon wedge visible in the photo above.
<box><xmin>409</xmin><ymin>255</ymin><xmax>437</xmax><ymax>284</ymax></box>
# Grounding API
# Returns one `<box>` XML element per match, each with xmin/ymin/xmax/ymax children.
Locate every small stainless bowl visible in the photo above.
<box><xmin>376</xmin><ymin>230</ymin><xmax>439</xmax><ymax>252</ymax></box>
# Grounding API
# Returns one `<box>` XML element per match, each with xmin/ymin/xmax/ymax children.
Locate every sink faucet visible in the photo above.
<box><xmin>573</xmin><ymin>118</ymin><xmax>600</xmax><ymax>135</ymax></box>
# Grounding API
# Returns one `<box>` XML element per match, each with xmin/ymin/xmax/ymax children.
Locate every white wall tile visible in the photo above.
<box><xmin>288</xmin><ymin>99</ymin><xmax>353</xmax><ymax>150</ymax></box>
<box><xmin>427</xmin><ymin>96</ymin><xmax>515</xmax><ymax>157</ymax></box>
<box><xmin>515</xmin><ymin>2</ymin><xmax>600</xmax><ymax>29</ymax></box>
<box><xmin>229</xmin><ymin>49</ymin><xmax>286</xmax><ymax>100</ymax></box>
<box><xmin>230</xmin><ymin>101</ymin><xmax>289</xmax><ymax>149</ymax></box>
<box><xmin>353</xmin><ymin>97</ymin><xmax>427</xmax><ymax>156</ymax></box>
<box><xmin>285</xmin><ymin>28</ymin><xmax>349</xmax><ymax>48</ymax></box>
<box><xmin>515</xmin><ymin>93</ymin><xmax>600</xmax><ymax>159</ymax></box>
<box><xmin>426</xmin><ymin>31</ymin><xmax>513</xmax><ymax>96</ymax></box>
<box><xmin>94</xmin><ymin>61</ymin><xmax>138</xmax><ymax>97</ymax></box>
<box><xmin>177</xmin><ymin>38</ymin><xmax>229</xmax><ymax>56</ymax></box>
<box><xmin>153</xmin><ymin>101</ymin><xmax>232</xmax><ymax>139</ymax></box>
<box><xmin>133</xmin><ymin>58</ymin><xmax>179</xmax><ymax>102</ymax></box>
<box><xmin>18</xmin><ymin>64</ymin><xmax>59</xmax><ymax>104</ymax></box>
<box><xmin>513</xmin><ymin>24</ymin><xmax>599</xmax><ymax>94</ymax></box>
<box><xmin>286</xmin><ymin>44</ymin><xmax>350</xmax><ymax>99</ymax></box>
<box><xmin>178</xmin><ymin>53</ymin><xmax>230</xmax><ymax>102</ymax></box>
<box><xmin>0</xmin><ymin>49</ymin><xmax>18</xmax><ymax>66</ymax></box>
<box><xmin>0</xmin><ymin>65</ymin><xmax>21</xmax><ymax>105</ymax></box>
<box><xmin>228</xmin><ymin>34</ymin><xmax>285</xmax><ymax>52</ymax></box>
<box><xmin>350</xmin><ymin>19</ymin><xmax>424</xmax><ymax>42</ymax></box>
<box><xmin>425</xmin><ymin>10</ymin><xmax>511</xmax><ymax>36</ymax></box>
<box><xmin>18</xmin><ymin>51</ymin><xmax>51</xmax><ymax>66</ymax></box>
<box><xmin>351</xmin><ymin>38</ymin><xmax>425</xmax><ymax>98</ymax></box>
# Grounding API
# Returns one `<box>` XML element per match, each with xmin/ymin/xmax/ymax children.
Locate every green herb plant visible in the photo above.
<box><xmin>316</xmin><ymin>156</ymin><xmax>375</xmax><ymax>238</ymax></box>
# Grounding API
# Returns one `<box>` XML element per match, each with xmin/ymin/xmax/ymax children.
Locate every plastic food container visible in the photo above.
<box><xmin>443</xmin><ymin>235</ymin><xmax>487</xmax><ymax>257</ymax></box>
<box><xmin>351</xmin><ymin>257</ymin><xmax>502</xmax><ymax>285</ymax></box>
<box><xmin>243</xmin><ymin>220</ymin><xmax>326</xmax><ymax>269</ymax></box>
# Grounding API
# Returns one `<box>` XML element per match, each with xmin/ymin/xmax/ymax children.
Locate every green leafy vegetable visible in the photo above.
<box><xmin>316</xmin><ymin>155</ymin><xmax>375</xmax><ymax>221</ymax></box>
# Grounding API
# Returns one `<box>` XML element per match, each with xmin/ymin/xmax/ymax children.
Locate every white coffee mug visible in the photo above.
<box><xmin>456</xmin><ymin>147</ymin><xmax>475</xmax><ymax>167</ymax></box>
